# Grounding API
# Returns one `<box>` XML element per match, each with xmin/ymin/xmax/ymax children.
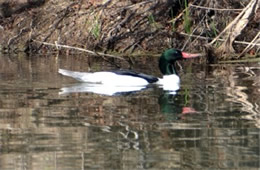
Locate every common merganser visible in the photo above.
<box><xmin>59</xmin><ymin>49</ymin><xmax>201</xmax><ymax>95</ymax></box>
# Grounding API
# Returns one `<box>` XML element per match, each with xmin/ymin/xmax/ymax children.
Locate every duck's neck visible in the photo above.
<box><xmin>159</xmin><ymin>58</ymin><xmax>177</xmax><ymax>75</ymax></box>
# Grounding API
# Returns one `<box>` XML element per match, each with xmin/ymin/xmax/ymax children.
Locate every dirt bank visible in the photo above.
<box><xmin>0</xmin><ymin>0</ymin><xmax>259</xmax><ymax>61</ymax></box>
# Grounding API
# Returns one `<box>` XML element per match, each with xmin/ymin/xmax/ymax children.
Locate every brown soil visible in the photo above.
<box><xmin>0</xmin><ymin>0</ymin><xmax>259</xmax><ymax>62</ymax></box>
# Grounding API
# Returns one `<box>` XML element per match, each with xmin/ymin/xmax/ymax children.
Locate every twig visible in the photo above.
<box><xmin>7</xmin><ymin>27</ymin><xmax>30</xmax><ymax>48</ymax></box>
<box><xmin>182</xmin><ymin>14</ymin><xmax>207</xmax><ymax>51</ymax></box>
<box><xmin>219</xmin><ymin>57</ymin><xmax>260</xmax><ymax>63</ymax></box>
<box><xmin>36</xmin><ymin>2</ymin><xmax>77</xmax><ymax>51</ymax></box>
<box><xmin>168</xmin><ymin>3</ymin><xmax>242</xmax><ymax>24</ymax></box>
<box><xmin>32</xmin><ymin>39</ymin><xmax>125</xmax><ymax>60</ymax></box>
<box><xmin>123</xmin><ymin>0</ymin><xmax>154</xmax><ymax>9</ymax></box>
<box><xmin>189</xmin><ymin>4</ymin><xmax>243</xmax><ymax>11</ymax></box>
<box><xmin>180</xmin><ymin>32</ymin><xmax>260</xmax><ymax>46</ymax></box>
<box><xmin>209</xmin><ymin>0</ymin><xmax>258</xmax><ymax>46</ymax></box>
<box><xmin>239</xmin><ymin>31</ymin><xmax>260</xmax><ymax>57</ymax></box>
<box><xmin>168</xmin><ymin>8</ymin><xmax>185</xmax><ymax>23</ymax></box>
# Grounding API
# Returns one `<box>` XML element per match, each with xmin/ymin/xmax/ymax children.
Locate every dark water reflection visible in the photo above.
<box><xmin>0</xmin><ymin>53</ymin><xmax>259</xmax><ymax>169</ymax></box>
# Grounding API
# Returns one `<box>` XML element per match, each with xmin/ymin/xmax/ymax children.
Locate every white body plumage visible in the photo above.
<box><xmin>58</xmin><ymin>69</ymin><xmax>180</xmax><ymax>95</ymax></box>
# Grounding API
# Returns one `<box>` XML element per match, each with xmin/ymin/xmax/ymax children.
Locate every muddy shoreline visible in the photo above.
<box><xmin>0</xmin><ymin>0</ymin><xmax>259</xmax><ymax>62</ymax></box>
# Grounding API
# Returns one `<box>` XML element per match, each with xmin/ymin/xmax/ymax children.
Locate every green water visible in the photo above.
<box><xmin>0</xmin><ymin>53</ymin><xmax>259</xmax><ymax>169</ymax></box>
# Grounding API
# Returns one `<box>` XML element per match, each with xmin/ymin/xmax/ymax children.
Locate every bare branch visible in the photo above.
<box><xmin>180</xmin><ymin>32</ymin><xmax>260</xmax><ymax>46</ymax></box>
<box><xmin>239</xmin><ymin>31</ymin><xmax>260</xmax><ymax>57</ymax></box>
<box><xmin>32</xmin><ymin>39</ymin><xmax>125</xmax><ymax>60</ymax></box>
<box><xmin>209</xmin><ymin>0</ymin><xmax>259</xmax><ymax>54</ymax></box>
<box><xmin>190</xmin><ymin>4</ymin><xmax>243</xmax><ymax>11</ymax></box>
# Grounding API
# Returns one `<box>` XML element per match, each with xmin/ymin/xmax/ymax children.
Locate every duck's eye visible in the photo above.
<box><xmin>173</xmin><ymin>50</ymin><xmax>179</xmax><ymax>54</ymax></box>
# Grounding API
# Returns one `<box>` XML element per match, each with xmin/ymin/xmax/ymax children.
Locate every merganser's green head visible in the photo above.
<box><xmin>159</xmin><ymin>49</ymin><xmax>201</xmax><ymax>75</ymax></box>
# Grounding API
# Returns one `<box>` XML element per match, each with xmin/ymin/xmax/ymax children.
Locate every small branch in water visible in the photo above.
<box><xmin>32</xmin><ymin>40</ymin><xmax>125</xmax><ymax>60</ymax></box>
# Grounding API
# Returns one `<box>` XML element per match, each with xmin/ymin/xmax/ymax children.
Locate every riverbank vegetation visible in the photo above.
<box><xmin>0</xmin><ymin>0</ymin><xmax>259</xmax><ymax>63</ymax></box>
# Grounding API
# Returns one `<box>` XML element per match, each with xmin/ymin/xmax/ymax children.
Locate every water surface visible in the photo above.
<box><xmin>0</xmin><ymin>53</ymin><xmax>259</xmax><ymax>169</ymax></box>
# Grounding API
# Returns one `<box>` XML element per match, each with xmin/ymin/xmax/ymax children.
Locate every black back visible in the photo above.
<box><xmin>112</xmin><ymin>70</ymin><xmax>159</xmax><ymax>83</ymax></box>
